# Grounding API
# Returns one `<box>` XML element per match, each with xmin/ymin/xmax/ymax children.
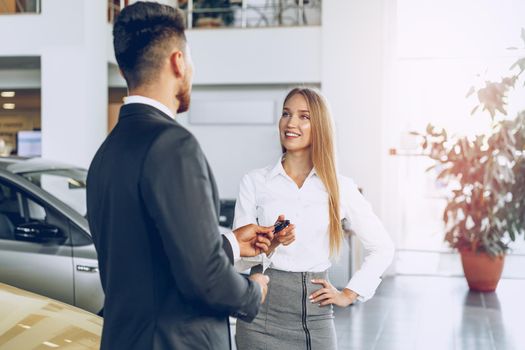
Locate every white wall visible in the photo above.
<box><xmin>0</xmin><ymin>0</ymin><xmax>108</xmax><ymax>168</ymax></box>
<box><xmin>321</xmin><ymin>0</ymin><xmax>387</xmax><ymax>215</ymax></box>
<box><xmin>321</xmin><ymin>0</ymin><xmax>391</xmax><ymax>273</ymax></box>
<box><xmin>178</xmin><ymin>85</ymin><xmax>303</xmax><ymax>199</ymax></box>
<box><xmin>108</xmin><ymin>26</ymin><xmax>322</xmax><ymax>86</ymax></box>
<box><xmin>41</xmin><ymin>0</ymin><xmax>107</xmax><ymax>168</ymax></box>
<box><xmin>0</xmin><ymin>3</ymin><xmax>82</xmax><ymax>56</ymax></box>
<box><xmin>188</xmin><ymin>27</ymin><xmax>321</xmax><ymax>85</ymax></box>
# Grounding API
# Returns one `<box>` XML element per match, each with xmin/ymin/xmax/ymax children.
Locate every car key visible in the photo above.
<box><xmin>250</xmin><ymin>220</ymin><xmax>291</xmax><ymax>275</ymax></box>
<box><xmin>273</xmin><ymin>219</ymin><xmax>290</xmax><ymax>234</ymax></box>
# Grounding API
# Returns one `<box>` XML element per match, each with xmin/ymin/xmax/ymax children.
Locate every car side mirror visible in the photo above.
<box><xmin>15</xmin><ymin>222</ymin><xmax>66</xmax><ymax>244</ymax></box>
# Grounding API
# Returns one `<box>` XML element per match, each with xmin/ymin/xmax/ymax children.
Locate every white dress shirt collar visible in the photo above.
<box><xmin>124</xmin><ymin>95</ymin><xmax>175</xmax><ymax>120</ymax></box>
<box><xmin>267</xmin><ymin>154</ymin><xmax>318</xmax><ymax>180</ymax></box>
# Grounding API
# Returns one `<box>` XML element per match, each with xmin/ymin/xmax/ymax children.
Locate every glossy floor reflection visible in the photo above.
<box><xmin>334</xmin><ymin>276</ymin><xmax>524</xmax><ymax>350</ymax></box>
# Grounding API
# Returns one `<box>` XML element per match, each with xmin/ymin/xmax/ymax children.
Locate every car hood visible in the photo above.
<box><xmin>0</xmin><ymin>282</ymin><xmax>102</xmax><ymax>349</ymax></box>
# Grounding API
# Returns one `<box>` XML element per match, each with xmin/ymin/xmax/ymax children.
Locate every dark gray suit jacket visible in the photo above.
<box><xmin>87</xmin><ymin>103</ymin><xmax>261</xmax><ymax>350</ymax></box>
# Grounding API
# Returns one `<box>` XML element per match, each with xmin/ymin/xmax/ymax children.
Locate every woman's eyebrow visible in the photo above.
<box><xmin>282</xmin><ymin>107</ymin><xmax>310</xmax><ymax>113</ymax></box>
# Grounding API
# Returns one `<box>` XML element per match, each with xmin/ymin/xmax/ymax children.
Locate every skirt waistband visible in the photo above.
<box><xmin>264</xmin><ymin>268</ymin><xmax>328</xmax><ymax>280</ymax></box>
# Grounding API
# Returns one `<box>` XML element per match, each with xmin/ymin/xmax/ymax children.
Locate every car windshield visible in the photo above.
<box><xmin>20</xmin><ymin>168</ymin><xmax>87</xmax><ymax>217</ymax></box>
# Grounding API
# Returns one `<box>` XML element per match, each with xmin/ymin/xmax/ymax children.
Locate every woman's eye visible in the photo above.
<box><xmin>301</xmin><ymin>115</ymin><xmax>310</xmax><ymax>120</ymax></box>
<box><xmin>281</xmin><ymin>112</ymin><xmax>290</xmax><ymax>117</ymax></box>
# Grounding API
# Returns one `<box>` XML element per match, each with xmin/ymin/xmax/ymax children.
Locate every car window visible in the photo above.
<box><xmin>0</xmin><ymin>181</ymin><xmax>46</xmax><ymax>241</ymax></box>
<box><xmin>21</xmin><ymin>169</ymin><xmax>87</xmax><ymax>217</ymax></box>
<box><xmin>27</xmin><ymin>198</ymin><xmax>46</xmax><ymax>221</ymax></box>
<box><xmin>70</xmin><ymin>221</ymin><xmax>92</xmax><ymax>246</ymax></box>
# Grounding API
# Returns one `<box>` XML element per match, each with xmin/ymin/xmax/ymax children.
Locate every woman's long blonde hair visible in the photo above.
<box><xmin>282</xmin><ymin>87</ymin><xmax>343</xmax><ymax>256</ymax></box>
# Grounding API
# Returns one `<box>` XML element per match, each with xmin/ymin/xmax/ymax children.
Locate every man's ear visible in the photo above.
<box><xmin>170</xmin><ymin>50</ymin><xmax>186</xmax><ymax>79</ymax></box>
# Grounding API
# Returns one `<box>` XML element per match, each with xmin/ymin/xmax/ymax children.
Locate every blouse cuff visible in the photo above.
<box><xmin>345</xmin><ymin>271</ymin><xmax>382</xmax><ymax>302</ymax></box>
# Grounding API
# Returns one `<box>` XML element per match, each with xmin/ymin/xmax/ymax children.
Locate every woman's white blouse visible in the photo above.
<box><xmin>233</xmin><ymin>158</ymin><xmax>395</xmax><ymax>301</ymax></box>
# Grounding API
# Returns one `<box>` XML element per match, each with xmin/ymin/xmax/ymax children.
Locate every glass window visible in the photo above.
<box><xmin>70</xmin><ymin>222</ymin><xmax>92</xmax><ymax>247</ymax></box>
<box><xmin>0</xmin><ymin>181</ymin><xmax>46</xmax><ymax>240</ymax></box>
<box><xmin>21</xmin><ymin>169</ymin><xmax>87</xmax><ymax>217</ymax></box>
<box><xmin>387</xmin><ymin>0</ymin><xmax>525</xmax><ymax>277</ymax></box>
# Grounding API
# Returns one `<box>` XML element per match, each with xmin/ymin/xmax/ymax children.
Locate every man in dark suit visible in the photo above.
<box><xmin>87</xmin><ymin>2</ymin><xmax>290</xmax><ymax>349</ymax></box>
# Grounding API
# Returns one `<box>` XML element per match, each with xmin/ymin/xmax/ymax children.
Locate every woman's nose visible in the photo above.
<box><xmin>286</xmin><ymin>116</ymin><xmax>298</xmax><ymax>127</ymax></box>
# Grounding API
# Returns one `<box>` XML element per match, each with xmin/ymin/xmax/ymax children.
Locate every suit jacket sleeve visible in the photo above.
<box><xmin>140</xmin><ymin>127</ymin><xmax>261</xmax><ymax>321</ymax></box>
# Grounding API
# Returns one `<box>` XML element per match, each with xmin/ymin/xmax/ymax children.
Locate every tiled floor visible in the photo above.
<box><xmin>334</xmin><ymin>276</ymin><xmax>525</xmax><ymax>350</ymax></box>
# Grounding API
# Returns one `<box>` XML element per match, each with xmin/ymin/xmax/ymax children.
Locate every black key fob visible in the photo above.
<box><xmin>274</xmin><ymin>220</ymin><xmax>290</xmax><ymax>233</ymax></box>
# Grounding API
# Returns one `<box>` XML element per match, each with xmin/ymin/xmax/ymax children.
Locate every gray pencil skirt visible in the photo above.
<box><xmin>235</xmin><ymin>268</ymin><xmax>337</xmax><ymax>350</ymax></box>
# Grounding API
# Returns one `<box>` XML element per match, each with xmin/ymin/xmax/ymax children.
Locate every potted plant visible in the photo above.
<box><xmin>412</xmin><ymin>30</ymin><xmax>525</xmax><ymax>292</ymax></box>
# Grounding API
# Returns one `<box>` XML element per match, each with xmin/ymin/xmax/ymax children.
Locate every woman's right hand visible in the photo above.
<box><xmin>267</xmin><ymin>215</ymin><xmax>296</xmax><ymax>255</ymax></box>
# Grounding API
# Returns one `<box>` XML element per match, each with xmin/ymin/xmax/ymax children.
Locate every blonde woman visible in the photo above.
<box><xmin>234</xmin><ymin>88</ymin><xmax>395</xmax><ymax>350</ymax></box>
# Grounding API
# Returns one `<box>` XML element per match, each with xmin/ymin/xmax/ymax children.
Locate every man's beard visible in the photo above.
<box><xmin>176</xmin><ymin>79</ymin><xmax>191</xmax><ymax>113</ymax></box>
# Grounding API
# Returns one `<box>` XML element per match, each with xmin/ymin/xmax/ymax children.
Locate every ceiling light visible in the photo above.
<box><xmin>1</xmin><ymin>91</ymin><xmax>15</xmax><ymax>98</ymax></box>
<box><xmin>2</xmin><ymin>103</ymin><xmax>15</xmax><ymax>110</ymax></box>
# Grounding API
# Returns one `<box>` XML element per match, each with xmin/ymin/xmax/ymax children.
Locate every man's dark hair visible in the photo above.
<box><xmin>113</xmin><ymin>1</ymin><xmax>186</xmax><ymax>89</ymax></box>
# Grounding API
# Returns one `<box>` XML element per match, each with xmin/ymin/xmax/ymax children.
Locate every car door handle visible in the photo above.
<box><xmin>76</xmin><ymin>265</ymin><xmax>99</xmax><ymax>273</ymax></box>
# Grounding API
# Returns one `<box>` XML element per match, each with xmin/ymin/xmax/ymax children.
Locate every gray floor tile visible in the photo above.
<box><xmin>332</xmin><ymin>276</ymin><xmax>524</xmax><ymax>350</ymax></box>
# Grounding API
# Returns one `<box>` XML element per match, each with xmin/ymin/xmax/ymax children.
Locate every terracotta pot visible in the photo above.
<box><xmin>460</xmin><ymin>249</ymin><xmax>505</xmax><ymax>292</ymax></box>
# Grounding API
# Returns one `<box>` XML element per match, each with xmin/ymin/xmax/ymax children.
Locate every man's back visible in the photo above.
<box><xmin>87</xmin><ymin>103</ymin><xmax>260</xmax><ymax>349</ymax></box>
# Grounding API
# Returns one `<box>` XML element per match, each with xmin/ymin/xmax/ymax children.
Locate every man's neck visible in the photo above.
<box><xmin>128</xmin><ymin>85</ymin><xmax>179</xmax><ymax>117</ymax></box>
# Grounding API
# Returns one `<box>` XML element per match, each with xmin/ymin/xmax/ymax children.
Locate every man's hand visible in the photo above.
<box><xmin>266</xmin><ymin>215</ymin><xmax>296</xmax><ymax>256</ymax></box>
<box><xmin>249</xmin><ymin>273</ymin><xmax>270</xmax><ymax>303</ymax></box>
<box><xmin>233</xmin><ymin>224</ymin><xmax>275</xmax><ymax>257</ymax></box>
<box><xmin>309</xmin><ymin>279</ymin><xmax>359</xmax><ymax>307</ymax></box>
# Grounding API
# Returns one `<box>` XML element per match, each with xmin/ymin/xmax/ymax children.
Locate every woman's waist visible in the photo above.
<box><xmin>263</xmin><ymin>268</ymin><xmax>332</xmax><ymax>299</ymax></box>
<box><xmin>268</xmin><ymin>252</ymin><xmax>332</xmax><ymax>273</ymax></box>
<box><xmin>265</xmin><ymin>267</ymin><xmax>329</xmax><ymax>280</ymax></box>
<box><xmin>255</xmin><ymin>268</ymin><xmax>335</xmax><ymax>324</ymax></box>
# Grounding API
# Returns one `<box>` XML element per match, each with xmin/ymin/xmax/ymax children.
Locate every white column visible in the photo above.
<box><xmin>321</xmin><ymin>0</ymin><xmax>388</xmax><ymax>211</ymax></box>
<box><xmin>41</xmin><ymin>0</ymin><xmax>107</xmax><ymax>168</ymax></box>
<box><xmin>321</xmin><ymin>0</ymin><xmax>391</xmax><ymax>272</ymax></box>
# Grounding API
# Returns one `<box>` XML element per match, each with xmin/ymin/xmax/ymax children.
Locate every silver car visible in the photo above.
<box><xmin>0</xmin><ymin>157</ymin><xmax>234</xmax><ymax>316</ymax></box>
<box><xmin>0</xmin><ymin>157</ymin><xmax>103</xmax><ymax>314</ymax></box>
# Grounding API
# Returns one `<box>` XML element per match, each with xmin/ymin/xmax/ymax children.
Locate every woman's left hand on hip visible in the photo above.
<box><xmin>310</xmin><ymin>279</ymin><xmax>358</xmax><ymax>307</ymax></box>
